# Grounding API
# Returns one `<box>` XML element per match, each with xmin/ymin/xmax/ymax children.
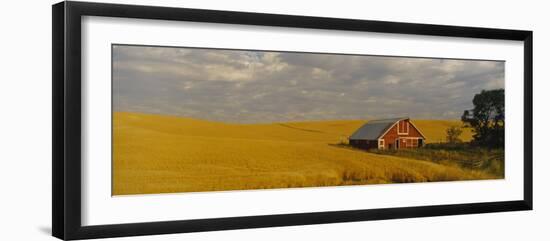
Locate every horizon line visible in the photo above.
<box><xmin>113</xmin><ymin>111</ymin><xmax>466</xmax><ymax>125</ymax></box>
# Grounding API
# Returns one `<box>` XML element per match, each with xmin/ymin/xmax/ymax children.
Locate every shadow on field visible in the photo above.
<box><xmin>328</xmin><ymin>143</ymin><xmax>371</xmax><ymax>153</ymax></box>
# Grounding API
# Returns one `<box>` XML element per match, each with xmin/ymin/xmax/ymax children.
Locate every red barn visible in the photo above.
<box><xmin>349</xmin><ymin>117</ymin><xmax>426</xmax><ymax>150</ymax></box>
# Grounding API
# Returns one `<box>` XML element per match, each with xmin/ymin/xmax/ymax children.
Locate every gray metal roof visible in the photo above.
<box><xmin>349</xmin><ymin>117</ymin><xmax>408</xmax><ymax>140</ymax></box>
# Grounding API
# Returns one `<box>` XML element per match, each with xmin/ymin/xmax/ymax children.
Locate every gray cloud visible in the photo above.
<box><xmin>113</xmin><ymin>45</ymin><xmax>504</xmax><ymax>123</ymax></box>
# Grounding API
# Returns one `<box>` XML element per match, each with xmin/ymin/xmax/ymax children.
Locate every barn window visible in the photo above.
<box><xmin>398</xmin><ymin>121</ymin><xmax>409</xmax><ymax>135</ymax></box>
<box><xmin>378</xmin><ymin>139</ymin><xmax>385</xmax><ymax>149</ymax></box>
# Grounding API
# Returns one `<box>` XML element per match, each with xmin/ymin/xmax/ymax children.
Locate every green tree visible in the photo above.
<box><xmin>461</xmin><ymin>89</ymin><xmax>504</xmax><ymax>148</ymax></box>
<box><xmin>446</xmin><ymin>125</ymin><xmax>463</xmax><ymax>144</ymax></box>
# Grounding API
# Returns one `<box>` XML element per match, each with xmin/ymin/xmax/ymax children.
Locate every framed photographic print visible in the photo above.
<box><xmin>52</xmin><ymin>1</ymin><xmax>533</xmax><ymax>240</ymax></box>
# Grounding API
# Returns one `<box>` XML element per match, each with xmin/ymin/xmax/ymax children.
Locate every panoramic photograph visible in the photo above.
<box><xmin>112</xmin><ymin>44</ymin><xmax>505</xmax><ymax>195</ymax></box>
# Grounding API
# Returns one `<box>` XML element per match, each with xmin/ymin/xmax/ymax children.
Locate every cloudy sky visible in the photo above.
<box><xmin>112</xmin><ymin>45</ymin><xmax>504</xmax><ymax>123</ymax></box>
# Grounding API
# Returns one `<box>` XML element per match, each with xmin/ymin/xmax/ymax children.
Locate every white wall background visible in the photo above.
<box><xmin>0</xmin><ymin>0</ymin><xmax>547</xmax><ymax>240</ymax></box>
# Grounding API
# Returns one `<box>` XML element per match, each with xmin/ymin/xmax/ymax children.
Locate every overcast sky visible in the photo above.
<box><xmin>112</xmin><ymin>45</ymin><xmax>504</xmax><ymax>123</ymax></box>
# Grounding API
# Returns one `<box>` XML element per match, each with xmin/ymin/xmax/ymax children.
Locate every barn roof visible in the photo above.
<box><xmin>349</xmin><ymin>117</ymin><xmax>409</xmax><ymax>140</ymax></box>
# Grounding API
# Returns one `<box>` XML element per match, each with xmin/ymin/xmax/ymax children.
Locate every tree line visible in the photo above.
<box><xmin>445</xmin><ymin>88</ymin><xmax>504</xmax><ymax>149</ymax></box>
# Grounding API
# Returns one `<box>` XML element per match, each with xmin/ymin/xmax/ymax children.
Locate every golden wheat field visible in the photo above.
<box><xmin>113</xmin><ymin>112</ymin><xmax>494</xmax><ymax>195</ymax></box>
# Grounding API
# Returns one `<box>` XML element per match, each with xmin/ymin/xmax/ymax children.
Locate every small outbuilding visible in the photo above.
<box><xmin>349</xmin><ymin>117</ymin><xmax>426</xmax><ymax>150</ymax></box>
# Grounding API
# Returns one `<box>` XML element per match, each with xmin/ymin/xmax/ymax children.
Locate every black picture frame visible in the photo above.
<box><xmin>52</xmin><ymin>1</ymin><xmax>533</xmax><ymax>240</ymax></box>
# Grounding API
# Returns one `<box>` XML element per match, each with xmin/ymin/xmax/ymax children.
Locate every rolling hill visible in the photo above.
<box><xmin>113</xmin><ymin>112</ymin><xmax>492</xmax><ymax>195</ymax></box>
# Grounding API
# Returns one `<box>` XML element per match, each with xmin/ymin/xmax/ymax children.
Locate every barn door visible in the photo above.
<box><xmin>395</xmin><ymin>139</ymin><xmax>400</xmax><ymax>149</ymax></box>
